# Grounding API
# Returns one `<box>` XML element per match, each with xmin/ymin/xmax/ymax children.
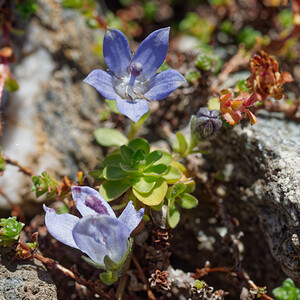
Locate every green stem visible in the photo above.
<box><xmin>187</xmin><ymin>132</ymin><xmax>199</xmax><ymax>154</ymax></box>
<box><xmin>173</xmin><ymin>133</ymin><xmax>199</xmax><ymax>161</ymax></box>
<box><xmin>115</xmin><ymin>251</ymin><xmax>132</xmax><ymax>300</ymax></box>
<box><xmin>128</xmin><ymin>110</ymin><xmax>150</xmax><ymax>140</ymax></box>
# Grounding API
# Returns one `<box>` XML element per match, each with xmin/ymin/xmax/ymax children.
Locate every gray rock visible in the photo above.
<box><xmin>0</xmin><ymin>246</ymin><xmax>57</xmax><ymax>299</ymax></box>
<box><xmin>209</xmin><ymin>113</ymin><xmax>300</xmax><ymax>280</ymax></box>
<box><xmin>0</xmin><ymin>0</ymin><xmax>105</xmax><ymax>208</ymax></box>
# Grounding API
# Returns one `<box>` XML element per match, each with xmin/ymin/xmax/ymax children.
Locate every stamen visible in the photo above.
<box><xmin>107</xmin><ymin>70</ymin><xmax>122</xmax><ymax>80</ymax></box>
<box><xmin>133</xmin><ymin>90</ymin><xmax>151</xmax><ymax>102</ymax></box>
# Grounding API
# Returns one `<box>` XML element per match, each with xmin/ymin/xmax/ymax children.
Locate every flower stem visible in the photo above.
<box><xmin>128</xmin><ymin>110</ymin><xmax>150</xmax><ymax>140</ymax></box>
<box><xmin>115</xmin><ymin>252</ymin><xmax>132</xmax><ymax>300</ymax></box>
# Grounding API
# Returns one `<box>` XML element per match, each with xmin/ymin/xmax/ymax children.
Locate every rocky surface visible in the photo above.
<box><xmin>0</xmin><ymin>0</ymin><xmax>106</xmax><ymax>209</ymax></box>
<box><xmin>0</xmin><ymin>246</ymin><xmax>57</xmax><ymax>299</ymax></box>
<box><xmin>208</xmin><ymin>112</ymin><xmax>300</xmax><ymax>281</ymax></box>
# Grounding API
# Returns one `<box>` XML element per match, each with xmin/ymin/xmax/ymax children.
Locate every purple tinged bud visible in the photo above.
<box><xmin>191</xmin><ymin>107</ymin><xmax>222</xmax><ymax>140</ymax></box>
<box><xmin>130</xmin><ymin>62</ymin><xmax>143</xmax><ymax>77</ymax></box>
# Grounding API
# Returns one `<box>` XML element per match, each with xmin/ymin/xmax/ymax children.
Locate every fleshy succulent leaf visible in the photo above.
<box><xmin>120</xmin><ymin>145</ymin><xmax>134</xmax><ymax>166</ymax></box>
<box><xmin>94</xmin><ymin>128</ymin><xmax>128</xmax><ymax>147</ymax></box>
<box><xmin>131</xmin><ymin>177</ymin><xmax>156</xmax><ymax>193</ymax></box>
<box><xmin>100</xmin><ymin>179</ymin><xmax>131</xmax><ymax>201</ymax></box>
<box><xmin>133</xmin><ymin>180</ymin><xmax>167</xmax><ymax>206</ymax></box>
<box><xmin>167</xmin><ymin>205</ymin><xmax>180</xmax><ymax>228</ymax></box>
<box><xmin>103</xmin><ymin>166</ymin><xmax>127</xmax><ymax>180</ymax></box>
<box><xmin>128</xmin><ymin>138</ymin><xmax>150</xmax><ymax>156</ymax></box>
<box><xmin>176</xmin><ymin>193</ymin><xmax>198</xmax><ymax>209</ymax></box>
<box><xmin>162</xmin><ymin>165</ymin><xmax>183</xmax><ymax>184</ymax></box>
<box><xmin>173</xmin><ymin>132</ymin><xmax>188</xmax><ymax>155</ymax></box>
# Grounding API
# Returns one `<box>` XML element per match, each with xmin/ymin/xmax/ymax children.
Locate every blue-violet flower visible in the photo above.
<box><xmin>43</xmin><ymin>186</ymin><xmax>144</xmax><ymax>276</ymax></box>
<box><xmin>84</xmin><ymin>27</ymin><xmax>186</xmax><ymax>122</ymax></box>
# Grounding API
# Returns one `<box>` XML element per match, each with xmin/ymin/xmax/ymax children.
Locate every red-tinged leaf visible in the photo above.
<box><xmin>280</xmin><ymin>72</ymin><xmax>294</xmax><ymax>84</ymax></box>
<box><xmin>223</xmin><ymin>110</ymin><xmax>242</xmax><ymax>126</ymax></box>
<box><xmin>246</xmin><ymin>109</ymin><xmax>257</xmax><ymax>126</ymax></box>
<box><xmin>231</xmin><ymin>99</ymin><xmax>244</xmax><ymax>111</ymax></box>
<box><xmin>243</xmin><ymin>92</ymin><xmax>258</xmax><ymax>107</ymax></box>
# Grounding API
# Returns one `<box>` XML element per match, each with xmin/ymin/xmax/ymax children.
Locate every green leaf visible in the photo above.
<box><xmin>89</xmin><ymin>169</ymin><xmax>104</xmax><ymax>180</ymax></box>
<box><xmin>133</xmin><ymin>180</ymin><xmax>167</xmax><ymax>206</ymax></box>
<box><xmin>0</xmin><ymin>217</ymin><xmax>25</xmax><ymax>247</ymax></box>
<box><xmin>162</xmin><ymin>165</ymin><xmax>183</xmax><ymax>184</ymax></box>
<box><xmin>105</xmin><ymin>99</ymin><xmax>120</xmax><ymax>114</ymax></box>
<box><xmin>128</xmin><ymin>138</ymin><xmax>150</xmax><ymax>155</ymax></box>
<box><xmin>103</xmin><ymin>166</ymin><xmax>127</xmax><ymax>180</ymax></box>
<box><xmin>273</xmin><ymin>278</ymin><xmax>300</xmax><ymax>300</ymax></box>
<box><xmin>151</xmin><ymin>200</ymin><xmax>164</xmax><ymax>211</ymax></box>
<box><xmin>145</xmin><ymin>150</ymin><xmax>163</xmax><ymax>167</ymax></box>
<box><xmin>184</xmin><ymin>180</ymin><xmax>195</xmax><ymax>193</ymax></box>
<box><xmin>100</xmin><ymin>271</ymin><xmax>119</xmax><ymax>285</ymax></box>
<box><xmin>143</xmin><ymin>164</ymin><xmax>168</xmax><ymax>176</ymax></box>
<box><xmin>166</xmin><ymin>182</ymin><xmax>186</xmax><ymax>202</ymax></box>
<box><xmin>173</xmin><ymin>132</ymin><xmax>188</xmax><ymax>155</ymax></box>
<box><xmin>131</xmin><ymin>177</ymin><xmax>156</xmax><ymax>193</ymax></box>
<box><xmin>103</xmin><ymin>255</ymin><xmax>120</xmax><ymax>272</ymax></box>
<box><xmin>62</xmin><ymin>0</ymin><xmax>84</xmax><ymax>8</ymax></box>
<box><xmin>177</xmin><ymin>193</ymin><xmax>198</xmax><ymax>209</ymax></box>
<box><xmin>167</xmin><ymin>206</ymin><xmax>180</xmax><ymax>228</ymax></box>
<box><xmin>4</xmin><ymin>77</ymin><xmax>19</xmax><ymax>92</ymax></box>
<box><xmin>185</xmin><ymin>70</ymin><xmax>201</xmax><ymax>83</ymax></box>
<box><xmin>99</xmin><ymin>179</ymin><xmax>131</xmax><ymax>201</ymax></box>
<box><xmin>0</xmin><ymin>155</ymin><xmax>5</xmax><ymax>173</ymax></box>
<box><xmin>153</xmin><ymin>151</ymin><xmax>172</xmax><ymax>166</ymax></box>
<box><xmin>119</xmin><ymin>163</ymin><xmax>140</xmax><ymax>174</ymax></box>
<box><xmin>31</xmin><ymin>172</ymin><xmax>59</xmax><ymax>198</ymax></box>
<box><xmin>132</xmin><ymin>149</ymin><xmax>146</xmax><ymax>163</ymax></box>
<box><xmin>120</xmin><ymin>145</ymin><xmax>134</xmax><ymax>165</ymax></box>
<box><xmin>104</xmin><ymin>154</ymin><xmax>123</xmax><ymax>167</ymax></box>
<box><xmin>94</xmin><ymin>128</ymin><xmax>128</xmax><ymax>147</ymax></box>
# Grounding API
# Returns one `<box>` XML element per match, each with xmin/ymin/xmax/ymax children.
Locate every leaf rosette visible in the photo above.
<box><xmin>96</xmin><ymin>138</ymin><xmax>182</xmax><ymax>206</ymax></box>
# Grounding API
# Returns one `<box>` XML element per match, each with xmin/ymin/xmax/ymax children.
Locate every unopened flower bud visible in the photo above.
<box><xmin>190</xmin><ymin>107</ymin><xmax>222</xmax><ymax>140</ymax></box>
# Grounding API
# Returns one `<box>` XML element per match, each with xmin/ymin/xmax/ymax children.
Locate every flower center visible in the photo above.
<box><xmin>113</xmin><ymin>62</ymin><xmax>150</xmax><ymax>101</ymax></box>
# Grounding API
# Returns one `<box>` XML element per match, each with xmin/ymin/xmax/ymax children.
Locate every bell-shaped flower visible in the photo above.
<box><xmin>84</xmin><ymin>27</ymin><xmax>186</xmax><ymax>122</ymax></box>
<box><xmin>43</xmin><ymin>186</ymin><xmax>144</xmax><ymax>283</ymax></box>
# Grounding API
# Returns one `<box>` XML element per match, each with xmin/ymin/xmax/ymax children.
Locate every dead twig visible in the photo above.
<box><xmin>1</xmin><ymin>152</ymin><xmax>35</xmax><ymax>176</ymax></box>
<box><xmin>14</xmin><ymin>238</ymin><xmax>112</xmax><ymax>300</ymax></box>
<box><xmin>132</xmin><ymin>254</ymin><xmax>156</xmax><ymax>300</ymax></box>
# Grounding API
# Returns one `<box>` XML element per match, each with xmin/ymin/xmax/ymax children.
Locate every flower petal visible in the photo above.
<box><xmin>144</xmin><ymin>69</ymin><xmax>186</xmax><ymax>100</ymax></box>
<box><xmin>84</xmin><ymin>70</ymin><xmax>121</xmax><ymax>101</ymax></box>
<box><xmin>73</xmin><ymin>215</ymin><xmax>130</xmax><ymax>265</ymax></box>
<box><xmin>103</xmin><ymin>27</ymin><xmax>132</xmax><ymax>77</ymax></box>
<box><xmin>116</xmin><ymin>98</ymin><xmax>149</xmax><ymax>123</ymax></box>
<box><xmin>132</xmin><ymin>27</ymin><xmax>170</xmax><ymax>80</ymax></box>
<box><xmin>43</xmin><ymin>204</ymin><xmax>79</xmax><ymax>249</ymax></box>
<box><xmin>118</xmin><ymin>201</ymin><xmax>144</xmax><ymax>234</ymax></box>
<box><xmin>71</xmin><ymin>186</ymin><xmax>115</xmax><ymax>217</ymax></box>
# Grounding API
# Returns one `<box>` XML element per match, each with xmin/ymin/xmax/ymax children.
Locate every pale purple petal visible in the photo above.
<box><xmin>118</xmin><ymin>201</ymin><xmax>144</xmax><ymax>234</ymax></box>
<box><xmin>132</xmin><ymin>27</ymin><xmax>170</xmax><ymax>81</ymax></box>
<box><xmin>84</xmin><ymin>70</ymin><xmax>121</xmax><ymax>101</ymax></box>
<box><xmin>43</xmin><ymin>204</ymin><xmax>79</xmax><ymax>249</ymax></box>
<box><xmin>71</xmin><ymin>186</ymin><xmax>115</xmax><ymax>218</ymax></box>
<box><xmin>73</xmin><ymin>215</ymin><xmax>130</xmax><ymax>265</ymax></box>
<box><xmin>144</xmin><ymin>69</ymin><xmax>186</xmax><ymax>101</ymax></box>
<box><xmin>103</xmin><ymin>27</ymin><xmax>131</xmax><ymax>77</ymax></box>
<box><xmin>116</xmin><ymin>98</ymin><xmax>149</xmax><ymax>123</ymax></box>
